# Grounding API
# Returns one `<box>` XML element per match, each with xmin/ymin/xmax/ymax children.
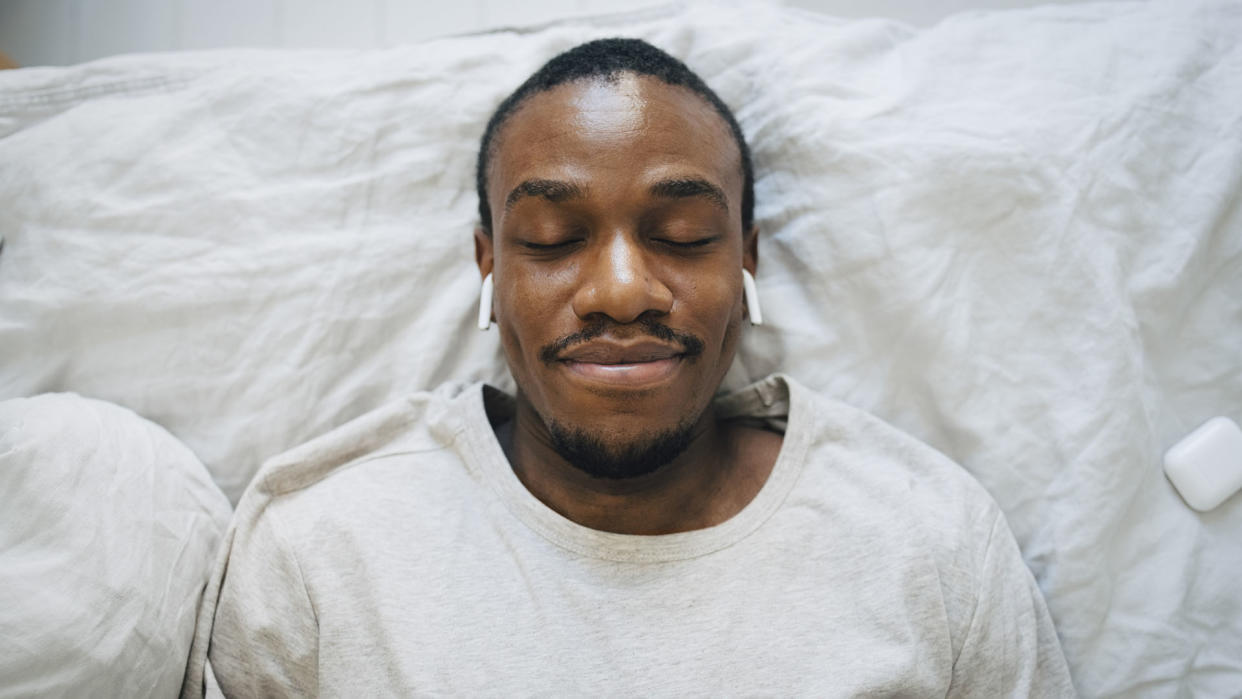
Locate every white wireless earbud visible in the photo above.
<box><xmin>477</xmin><ymin>273</ymin><xmax>494</xmax><ymax>331</ymax></box>
<box><xmin>742</xmin><ymin>269</ymin><xmax>763</xmax><ymax>326</ymax></box>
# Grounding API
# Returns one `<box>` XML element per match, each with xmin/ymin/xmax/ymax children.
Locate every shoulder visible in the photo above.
<box><xmin>775</xmin><ymin>375</ymin><xmax>1026</xmax><ymax>648</ymax></box>
<box><xmin>781</xmin><ymin>374</ymin><xmax>1000</xmax><ymax>529</ymax></box>
<box><xmin>236</xmin><ymin>380</ymin><xmax>487</xmax><ymax>527</ymax></box>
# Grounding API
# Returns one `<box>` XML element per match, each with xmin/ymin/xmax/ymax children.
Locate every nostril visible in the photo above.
<box><xmin>572</xmin><ymin>275</ymin><xmax>673</xmax><ymax>324</ymax></box>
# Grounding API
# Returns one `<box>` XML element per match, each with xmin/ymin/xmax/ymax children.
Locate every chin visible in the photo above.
<box><xmin>545</xmin><ymin>416</ymin><xmax>698</xmax><ymax>480</ymax></box>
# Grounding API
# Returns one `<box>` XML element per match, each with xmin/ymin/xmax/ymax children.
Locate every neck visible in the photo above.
<box><xmin>497</xmin><ymin>393</ymin><xmax>777</xmax><ymax>535</ymax></box>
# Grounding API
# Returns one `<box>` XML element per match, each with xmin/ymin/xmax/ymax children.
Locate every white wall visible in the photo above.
<box><xmin>0</xmin><ymin>0</ymin><xmax>1102</xmax><ymax>68</ymax></box>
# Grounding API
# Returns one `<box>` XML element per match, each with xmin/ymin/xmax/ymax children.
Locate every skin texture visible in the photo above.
<box><xmin>475</xmin><ymin>73</ymin><xmax>782</xmax><ymax>535</ymax></box>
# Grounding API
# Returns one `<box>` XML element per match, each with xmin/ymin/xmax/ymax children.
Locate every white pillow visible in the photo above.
<box><xmin>0</xmin><ymin>394</ymin><xmax>231</xmax><ymax>698</ymax></box>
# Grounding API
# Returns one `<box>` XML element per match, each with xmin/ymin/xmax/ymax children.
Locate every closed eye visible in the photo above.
<box><xmin>519</xmin><ymin>239</ymin><xmax>582</xmax><ymax>251</ymax></box>
<box><xmin>654</xmin><ymin>235</ymin><xmax>720</xmax><ymax>249</ymax></box>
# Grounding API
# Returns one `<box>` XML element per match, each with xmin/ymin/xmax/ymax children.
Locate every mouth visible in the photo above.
<box><xmin>556</xmin><ymin>340</ymin><xmax>687</xmax><ymax>387</ymax></box>
<box><xmin>561</xmin><ymin>356</ymin><xmax>684</xmax><ymax>386</ymax></box>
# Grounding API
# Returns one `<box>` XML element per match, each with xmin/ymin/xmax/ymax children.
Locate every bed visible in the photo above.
<box><xmin>1</xmin><ymin>1</ymin><xmax>1240</xmax><ymax>696</ymax></box>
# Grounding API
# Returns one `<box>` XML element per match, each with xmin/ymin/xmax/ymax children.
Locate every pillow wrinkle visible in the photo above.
<box><xmin>0</xmin><ymin>394</ymin><xmax>231</xmax><ymax>699</ymax></box>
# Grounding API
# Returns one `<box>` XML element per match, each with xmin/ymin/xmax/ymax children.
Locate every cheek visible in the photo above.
<box><xmin>499</xmin><ymin>265</ymin><xmax>573</xmax><ymax>318</ymax></box>
<box><xmin>712</xmin><ymin>296</ymin><xmax>746</xmax><ymax>375</ymax></box>
<box><xmin>496</xmin><ymin>280</ymin><xmax>536</xmax><ymax>354</ymax></box>
<box><xmin>493</xmin><ymin>266</ymin><xmax>574</xmax><ymax>367</ymax></box>
<box><xmin>677</xmin><ymin>271</ymin><xmax>744</xmax><ymax>338</ymax></box>
<box><xmin>719</xmin><ymin>307</ymin><xmax>745</xmax><ymax>362</ymax></box>
<box><xmin>494</xmin><ymin>294</ymin><xmax>541</xmax><ymax>403</ymax></box>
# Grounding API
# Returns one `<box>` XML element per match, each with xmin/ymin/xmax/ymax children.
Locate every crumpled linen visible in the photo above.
<box><xmin>0</xmin><ymin>394</ymin><xmax>231</xmax><ymax>698</ymax></box>
<box><xmin>1</xmin><ymin>1</ymin><xmax>1239</xmax><ymax>695</ymax></box>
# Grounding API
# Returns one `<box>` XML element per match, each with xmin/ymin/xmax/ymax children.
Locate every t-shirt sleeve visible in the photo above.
<box><xmin>208</xmin><ymin>506</ymin><xmax>319</xmax><ymax>698</ymax></box>
<box><xmin>948</xmin><ymin>511</ymin><xmax>1077</xmax><ymax>698</ymax></box>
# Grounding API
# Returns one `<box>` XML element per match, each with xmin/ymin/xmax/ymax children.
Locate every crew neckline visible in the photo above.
<box><xmin>457</xmin><ymin>374</ymin><xmax>812</xmax><ymax>563</ymax></box>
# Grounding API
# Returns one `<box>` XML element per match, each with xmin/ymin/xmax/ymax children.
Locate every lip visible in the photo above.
<box><xmin>556</xmin><ymin>340</ymin><xmax>685</xmax><ymax>387</ymax></box>
<box><xmin>559</xmin><ymin>339</ymin><xmax>683</xmax><ymax>364</ymax></box>
<box><xmin>561</xmin><ymin>356</ymin><xmax>683</xmax><ymax>386</ymax></box>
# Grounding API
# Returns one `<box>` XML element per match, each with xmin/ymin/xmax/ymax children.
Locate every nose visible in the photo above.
<box><xmin>571</xmin><ymin>232</ymin><xmax>673</xmax><ymax>324</ymax></box>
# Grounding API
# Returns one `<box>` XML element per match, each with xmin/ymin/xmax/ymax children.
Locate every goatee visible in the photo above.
<box><xmin>546</xmin><ymin>419</ymin><xmax>697</xmax><ymax>480</ymax></box>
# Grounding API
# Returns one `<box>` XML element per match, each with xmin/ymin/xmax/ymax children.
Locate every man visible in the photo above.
<box><xmin>185</xmin><ymin>39</ymin><xmax>1074</xmax><ymax>696</ymax></box>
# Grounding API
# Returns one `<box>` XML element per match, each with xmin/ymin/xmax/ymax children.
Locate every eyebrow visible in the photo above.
<box><xmin>502</xmin><ymin>175</ymin><xmax>730</xmax><ymax>215</ymax></box>
<box><xmin>649</xmin><ymin>177</ymin><xmax>729</xmax><ymax>214</ymax></box>
<box><xmin>504</xmin><ymin>179</ymin><xmax>586</xmax><ymax>214</ymax></box>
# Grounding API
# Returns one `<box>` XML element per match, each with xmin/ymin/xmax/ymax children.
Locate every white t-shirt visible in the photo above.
<box><xmin>184</xmin><ymin>374</ymin><xmax>1075</xmax><ymax>697</ymax></box>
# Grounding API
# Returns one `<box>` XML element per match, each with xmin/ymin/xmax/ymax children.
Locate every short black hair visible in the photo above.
<box><xmin>475</xmin><ymin>38</ymin><xmax>754</xmax><ymax>235</ymax></box>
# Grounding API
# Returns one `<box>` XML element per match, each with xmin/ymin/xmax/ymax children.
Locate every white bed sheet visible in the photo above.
<box><xmin>1</xmin><ymin>1</ymin><xmax>1240</xmax><ymax>695</ymax></box>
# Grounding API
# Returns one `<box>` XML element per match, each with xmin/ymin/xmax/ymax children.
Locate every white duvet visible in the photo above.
<box><xmin>1</xmin><ymin>0</ymin><xmax>1239</xmax><ymax>695</ymax></box>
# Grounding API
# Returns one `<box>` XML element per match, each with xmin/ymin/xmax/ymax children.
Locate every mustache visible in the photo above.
<box><xmin>539</xmin><ymin>318</ymin><xmax>706</xmax><ymax>365</ymax></box>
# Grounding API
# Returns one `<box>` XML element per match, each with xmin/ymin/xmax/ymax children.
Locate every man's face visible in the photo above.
<box><xmin>477</xmin><ymin>73</ymin><xmax>756</xmax><ymax>475</ymax></box>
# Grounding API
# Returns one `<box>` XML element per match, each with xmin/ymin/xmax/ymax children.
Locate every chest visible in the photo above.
<box><xmin>300</xmin><ymin>513</ymin><xmax>955</xmax><ymax>696</ymax></box>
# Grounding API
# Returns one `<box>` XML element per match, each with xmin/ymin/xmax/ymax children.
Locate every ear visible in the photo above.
<box><xmin>742</xmin><ymin>224</ymin><xmax>759</xmax><ymax>275</ymax></box>
<box><xmin>474</xmin><ymin>227</ymin><xmax>494</xmax><ymax>279</ymax></box>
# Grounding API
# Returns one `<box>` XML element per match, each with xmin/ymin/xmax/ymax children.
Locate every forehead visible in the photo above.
<box><xmin>488</xmin><ymin>74</ymin><xmax>742</xmax><ymax>207</ymax></box>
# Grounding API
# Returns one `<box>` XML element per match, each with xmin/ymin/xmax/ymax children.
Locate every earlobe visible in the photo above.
<box><xmin>477</xmin><ymin>273</ymin><xmax>494</xmax><ymax>331</ymax></box>
<box><xmin>742</xmin><ymin>269</ymin><xmax>763</xmax><ymax>326</ymax></box>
